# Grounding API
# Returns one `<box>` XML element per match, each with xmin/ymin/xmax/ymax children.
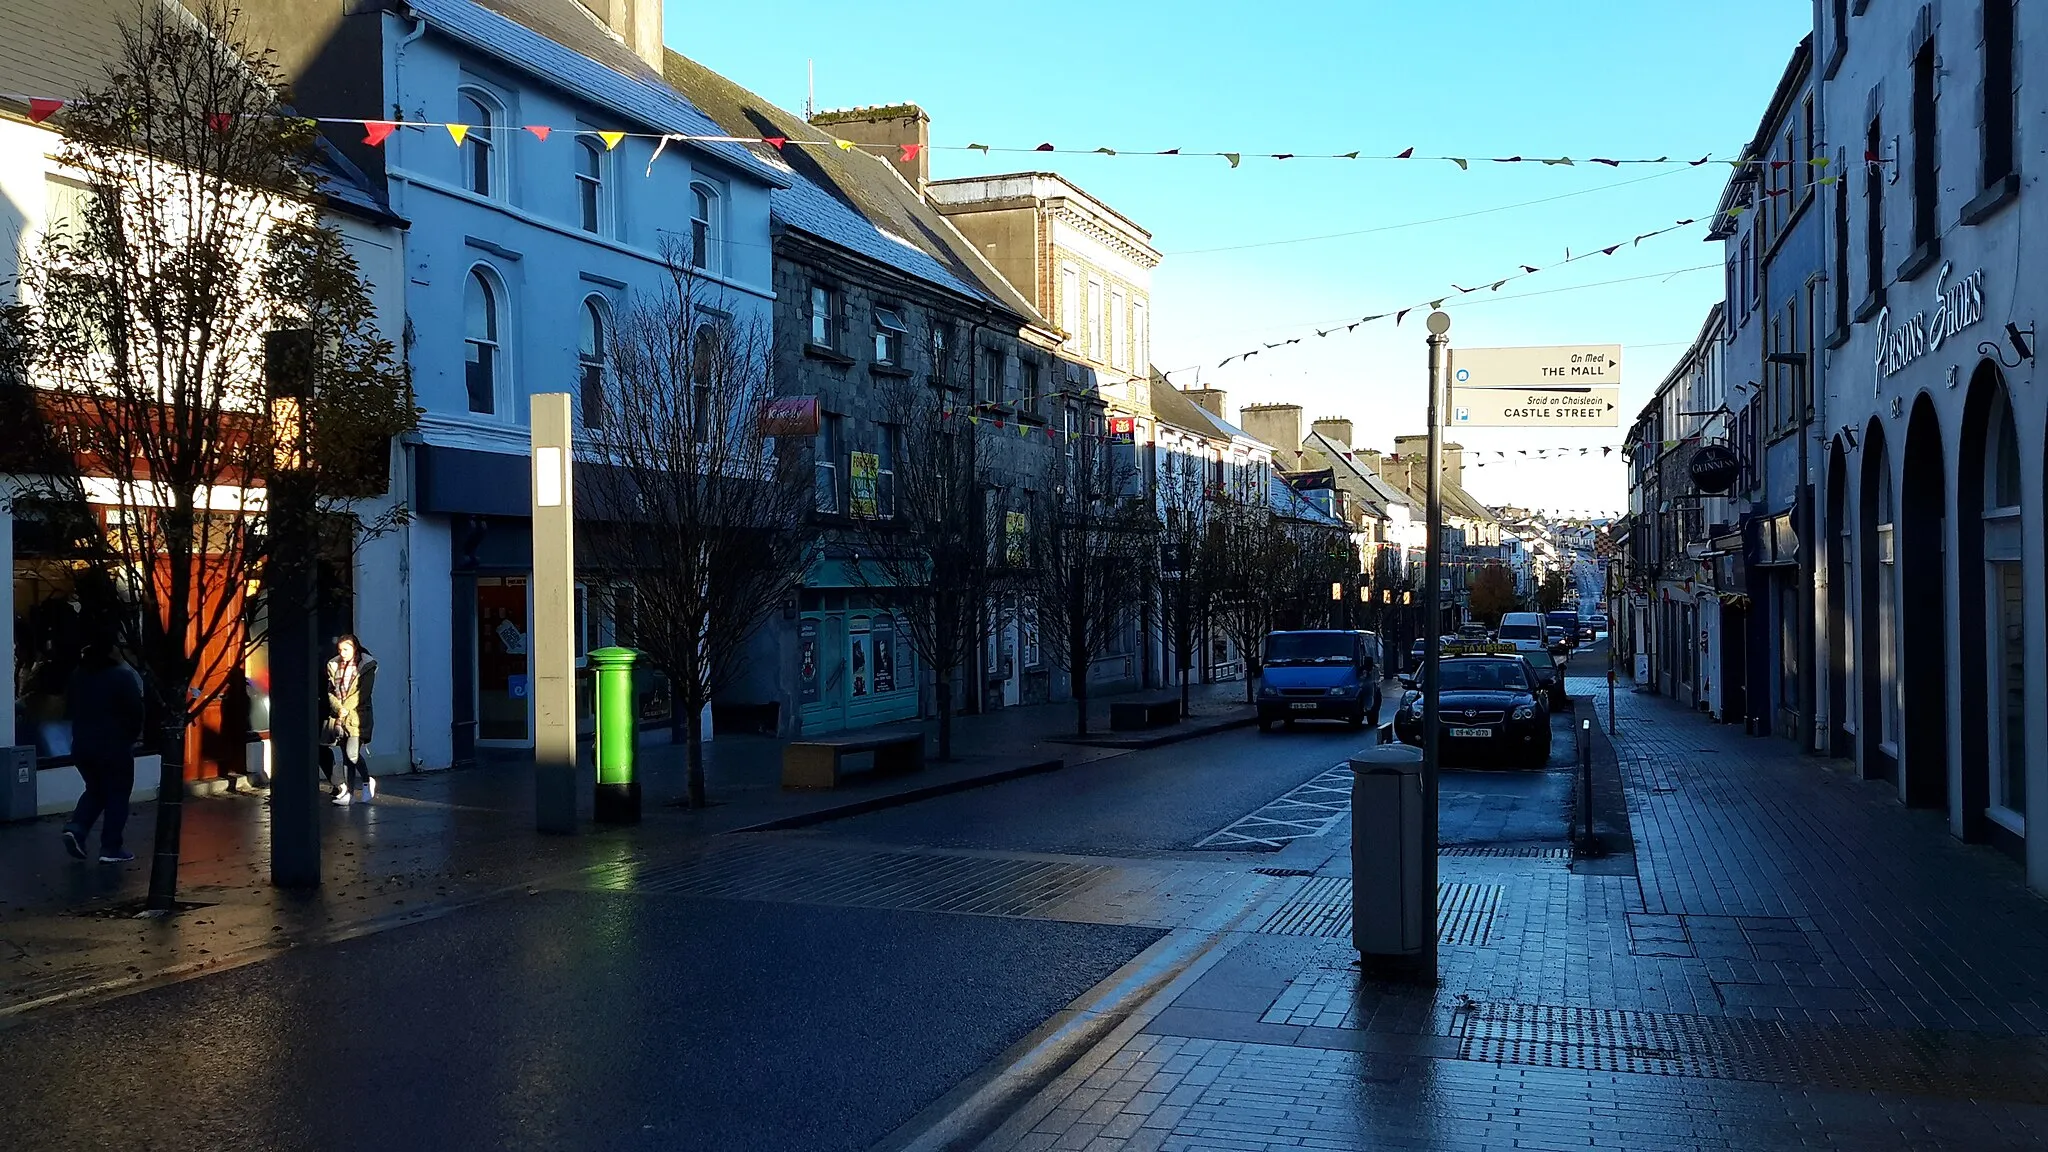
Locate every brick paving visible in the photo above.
<box><xmin>988</xmin><ymin>682</ymin><xmax>2048</xmax><ymax>1150</ymax></box>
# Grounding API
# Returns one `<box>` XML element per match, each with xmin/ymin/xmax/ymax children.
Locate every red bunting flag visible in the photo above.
<box><xmin>27</xmin><ymin>98</ymin><xmax>62</xmax><ymax>122</ymax></box>
<box><xmin>207</xmin><ymin>112</ymin><xmax>233</xmax><ymax>132</ymax></box>
<box><xmin>763</xmin><ymin>136</ymin><xmax>787</xmax><ymax>149</ymax></box>
<box><xmin>363</xmin><ymin>121</ymin><xmax>396</xmax><ymax>146</ymax></box>
<box><xmin>525</xmin><ymin>125</ymin><xmax>552</xmax><ymax>141</ymax></box>
<box><xmin>1396</xmin><ymin>146</ymin><xmax>1414</xmax><ymax>158</ymax></box>
<box><xmin>1035</xmin><ymin>142</ymin><xmax>1054</xmax><ymax>151</ymax></box>
<box><xmin>899</xmin><ymin>143</ymin><xmax>923</xmax><ymax>162</ymax></box>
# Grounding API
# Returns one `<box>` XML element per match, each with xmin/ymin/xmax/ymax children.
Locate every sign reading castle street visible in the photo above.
<box><xmin>1874</xmin><ymin>262</ymin><xmax>1986</xmax><ymax>389</ymax></box>
<box><xmin>1448</xmin><ymin>344</ymin><xmax>1624</xmax><ymax>427</ymax></box>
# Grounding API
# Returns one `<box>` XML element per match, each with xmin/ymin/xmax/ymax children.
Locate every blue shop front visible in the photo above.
<box><xmin>793</xmin><ymin>556</ymin><xmax>920</xmax><ymax>735</ymax></box>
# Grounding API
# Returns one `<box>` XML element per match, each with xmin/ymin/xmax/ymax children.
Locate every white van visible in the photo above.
<box><xmin>1496</xmin><ymin>612</ymin><xmax>1546</xmax><ymax>654</ymax></box>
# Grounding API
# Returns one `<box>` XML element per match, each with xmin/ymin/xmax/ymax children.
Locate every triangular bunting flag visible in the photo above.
<box><xmin>900</xmin><ymin>143</ymin><xmax>924</xmax><ymax>161</ymax></box>
<box><xmin>1223</xmin><ymin>153</ymin><xmax>1241</xmax><ymax>167</ymax></box>
<box><xmin>363</xmin><ymin>120</ymin><xmax>397</xmax><ymax>146</ymax></box>
<box><xmin>836</xmin><ymin>138</ymin><xmax>857</xmax><ymax>151</ymax></box>
<box><xmin>1490</xmin><ymin>280</ymin><xmax>1507</xmax><ymax>291</ymax></box>
<box><xmin>1520</xmin><ymin>265</ymin><xmax>1539</xmax><ymax>273</ymax></box>
<box><xmin>1157</xmin><ymin>148</ymin><xmax>1181</xmax><ymax>155</ymax></box>
<box><xmin>1396</xmin><ymin>146</ymin><xmax>1414</xmax><ymax>158</ymax></box>
<box><xmin>1810</xmin><ymin>156</ymin><xmax>1829</xmax><ymax>167</ymax></box>
<box><xmin>1429</xmin><ymin>299</ymin><xmax>1445</xmax><ymax>310</ymax></box>
<box><xmin>447</xmin><ymin>123</ymin><xmax>470</xmax><ymax>146</ymax></box>
<box><xmin>1272</xmin><ymin>153</ymin><xmax>1294</xmax><ymax>160</ymax></box>
<box><xmin>1396</xmin><ymin>309</ymin><xmax>1411</xmax><ymax>325</ymax></box>
<box><xmin>207</xmin><ymin>112</ymin><xmax>233</xmax><ymax>132</ymax></box>
<box><xmin>967</xmin><ymin>143</ymin><xmax>988</xmax><ymax>153</ymax></box>
<box><xmin>27</xmin><ymin>98</ymin><xmax>62</xmax><ymax>123</ymax></box>
<box><xmin>597</xmin><ymin>131</ymin><xmax>625</xmax><ymax>150</ymax></box>
<box><xmin>526</xmin><ymin>125</ymin><xmax>552</xmax><ymax>141</ymax></box>
<box><xmin>1340</xmin><ymin>151</ymin><xmax>1359</xmax><ymax>159</ymax></box>
<box><xmin>1093</xmin><ymin>146</ymin><xmax>1116</xmax><ymax>155</ymax></box>
<box><xmin>1542</xmin><ymin>156</ymin><xmax>1573</xmax><ymax>166</ymax></box>
<box><xmin>1034</xmin><ymin>142</ymin><xmax>1055</xmax><ymax>151</ymax></box>
<box><xmin>1591</xmin><ymin>157</ymin><xmax>1620</xmax><ymax>166</ymax></box>
<box><xmin>1447</xmin><ymin>157</ymin><xmax>1468</xmax><ymax>170</ymax></box>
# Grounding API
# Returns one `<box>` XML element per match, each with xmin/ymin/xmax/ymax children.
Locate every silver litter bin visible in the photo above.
<box><xmin>1350</xmin><ymin>744</ymin><xmax>1426</xmax><ymax>960</ymax></box>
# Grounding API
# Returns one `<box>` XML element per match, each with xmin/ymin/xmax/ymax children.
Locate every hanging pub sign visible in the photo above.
<box><xmin>760</xmin><ymin>396</ymin><xmax>821</xmax><ymax>437</ymax></box>
<box><xmin>1107</xmin><ymin>415</ymin><xmax>1136</xmax><ymax>444</ymax></box>
<box><xmin>1687</xmin><ymin>444</ymin><xmax>1740</xmax><ymax>494</ymax></box>
<box><xmin>1874</xmin><ymin>262</ymin><xmax>1986</xmax><ymax>388</ymax></box>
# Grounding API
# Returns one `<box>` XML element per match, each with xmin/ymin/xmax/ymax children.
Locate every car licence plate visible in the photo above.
<box><xmin>1290</xmin><ymin>702</ymin><xmax>1318</xmax><ymax>711</ymax></box>
<box><xmin>1448</xmin><ymin>727</ymin><xmax>1491</xmax><ymax>738</ymax></box>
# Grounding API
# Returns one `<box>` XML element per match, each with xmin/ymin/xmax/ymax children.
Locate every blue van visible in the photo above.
<box><xmin>1256</xmin><ymin>630</ymin><xmax>1384</xmax><ymax>733</ymax></box>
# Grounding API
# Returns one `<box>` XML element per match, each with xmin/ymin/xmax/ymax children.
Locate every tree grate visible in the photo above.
<box><xmin>1439</xmin><ymin>845</ymin><xmax>1573</xmax><ymax>859</ymax></box>
<box><xmin>1448</xmin><ymin>1000</ymin><xmax>2048</xmax><ymax>1102</ymax></box>
<box><xmin>1254</xmin><ymin>879</ymin><xmax>1503</xmax><ymax>946</ymax></box>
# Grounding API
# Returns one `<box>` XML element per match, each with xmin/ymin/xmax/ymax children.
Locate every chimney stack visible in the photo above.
<box><xmin>1182</xmin><ymin>387</ymin><xmax>1228</xmax><ymax>419</ymax></box>
<box><xmin>576</xmin><ymin>0</ymin><xmax>666</xmax><ymax>72</ymax></box>
<box><xmin>1310</xmin><ymin>417</ymin><xmax>1354</xmax><ymax>446</ymax></box>
<box><xmin>1238</xmin><ymin>403</ymin><xmax>1304</xmax><ymax>468</ymax></box>
<box><xmin>808</xmin><ymin>104</ymin><xmax>931</xmax><ymax>189</ymax></box>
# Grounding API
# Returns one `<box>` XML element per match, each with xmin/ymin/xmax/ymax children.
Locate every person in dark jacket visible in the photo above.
<box><xmin>325</xmin><ymin>634</ymin><xmax>378</xmax><ymax>805</ymax></box>
<box><xmin>60</xmin><ymin>636</ymin><xmax>144</xmax><ymax>864</ymax></box>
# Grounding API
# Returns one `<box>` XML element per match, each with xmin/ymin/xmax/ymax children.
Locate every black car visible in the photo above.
<box><xmin>1519</xmin><ymin>646</ymin><xmax>1569</xmax><ymax>711</ymax></box>
<box><xmin>1392</xmin><ymin>652</ymin><xmax>1553</xmax><ymax>767</ymax></box>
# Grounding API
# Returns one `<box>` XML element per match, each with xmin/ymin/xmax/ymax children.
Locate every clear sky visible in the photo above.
<box><xmin>666</xmin><ymin>0</ymin><xmax>1814</xmax><ymax>517</ymax></box>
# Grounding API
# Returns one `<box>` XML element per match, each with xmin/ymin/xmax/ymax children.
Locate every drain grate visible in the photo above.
<box><xmin>1439</xmin><ymin>845</ymin><xmax>1572</xmax><ymax>859</ymax></box>
<box><xmin>1252</xmin><ymin>867</ymin><xmax>1316</xmax><ymax>877</ymax></box>
<box><xmin>1448</xmin><ymin>1001</ymin><xmax>2048</xmax><ymax>1102</ymax></box>
<box><xmin>586</xmin><ymin>843</ymin><xmax>1111</xmax><ymax>919</ymax></box>
<box><xmin>1255</xmin><ymin>879</ymin><xmax>1503</xmax><ymax>946</ymax></box>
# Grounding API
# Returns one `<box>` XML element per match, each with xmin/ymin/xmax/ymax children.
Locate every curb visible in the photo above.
<box><xmin>727</xmin><ymin>757</ymin><xmax>1067</xmax><ymax>833</ymax></box>
<box><xmin>1048</xmin><ymin>712</ymin><xmax>1258</xmax><ymax>750</ymax></box>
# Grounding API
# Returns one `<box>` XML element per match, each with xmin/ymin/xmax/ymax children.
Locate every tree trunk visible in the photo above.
<box><xmin>145</xmin><ymin>715</ymin><xmax>188</xmax><ymax>911</ymax></box>
<box><xmin>935</xmin><ymin>674</ymin><xmax>954</xmax><ymax>761</ymax></box>
<box><xmin>684</xmin><ymin>698</ymin><xmax>707</xmax><ymax>809</ymax></box>
<box><xmin>1074</xmin><ymin>672</ymin><xmax>1089</xmax><ymax>737</ymax></box>
<box><xmin>1245</xmin><ymin>661</ymin><xmax>1257</xmax><ymax>705</ymax></box>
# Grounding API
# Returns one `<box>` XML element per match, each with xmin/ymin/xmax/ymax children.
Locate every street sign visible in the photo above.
<box><xmin>1447</xmin><ymin>387</ymin><xmax>1620</xmax><ymax>427</ymax></box>
<box><xmin>1453</xmin><ymin>344</ymin><xmax>1623</xmax><ymax>389</ymax></box>
<box><xmin>1447</xmin><ymin>344</ymin><xmax>1623</xmax><ymax>428</ymax></box>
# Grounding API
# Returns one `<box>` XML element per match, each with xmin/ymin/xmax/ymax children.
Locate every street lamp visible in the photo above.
<box><xmin>264</xmin><ymin>328</ymin><xmax>319</xmax><ymax>890</ymax></box>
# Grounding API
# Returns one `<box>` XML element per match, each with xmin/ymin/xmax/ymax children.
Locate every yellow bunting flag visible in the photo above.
<box><xmin>836</xmin><ymin>139</ymin><xmax>856</xmax><ymax>151</ymax></box>
<box><xmin>447</xmin><ymin>123</ymin><xmax>469</xmax><ymax>146</ymax></box>
<box><xmin>598</xmin><ymin>131</ymin><xmax>626</xmax><ymax>151</ymax></box>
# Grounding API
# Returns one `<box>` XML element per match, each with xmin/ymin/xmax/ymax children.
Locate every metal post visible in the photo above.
<box><xmin>1421</xmin><ymin>311</ymin><xmax>1450</xmax><ymax>981</ymax></box>
<box><xmin>1579</xmin><ymin>717</ymin><xmax>1594</xmax><ymax>845</ymax></box>
<box><xmin>265</xmin><ymin>328</ymin><xmax>320</xmax><ymax>889</ymax></box>
<box><xmin>531</xmin><ymin>393</ymin><xmax>577</xmax><ymax>834</ymax></box>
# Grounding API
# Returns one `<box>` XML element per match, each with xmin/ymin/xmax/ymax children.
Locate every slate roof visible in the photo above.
<box><xmin>1271</xmin><ymin>475</ymin><xmax>1343</xmax><ymax>527</ymax></box>
<box><xmin>425</xmin><ymin>0</ymin><xmax>785</xmax><ymax>187</ymax></box>
<box><xmin>0</xmin><ymin>0</ymin><xmax>394</xmax><ymax>223</ymax></box>
<box><xmin>661</xmin><ymin>51</ymin><xmax>1045</xmax><ymax>324</ymax></box>
<box><xmin>1302</xmin><ymin>432</ymin><xmax>1412</xmax><ymax>519</ymax></box>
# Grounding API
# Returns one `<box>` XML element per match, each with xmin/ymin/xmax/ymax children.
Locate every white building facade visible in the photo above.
<box><xmin>1814</xmin><ymin>0</ymin><xmax>2047</xmax><ymax>885</ymax></box>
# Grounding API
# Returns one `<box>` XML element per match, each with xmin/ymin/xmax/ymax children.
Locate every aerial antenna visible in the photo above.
<box><xmin>805</xmin><ymin>59</ymin><xmax>814</xmax><ymax>121</ymax></box>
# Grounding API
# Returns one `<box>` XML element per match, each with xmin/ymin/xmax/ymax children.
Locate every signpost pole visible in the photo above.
<box><xmin>531</xmin><ymin>393</ymin><xmax>577</xmax><ymax>835</ymax></box>
<box><xmin>1421</xmin><ymin>311</ymin><xmax>1451</xmax><ymax>984</ymax></box>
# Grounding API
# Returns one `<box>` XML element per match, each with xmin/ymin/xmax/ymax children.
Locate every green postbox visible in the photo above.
<box><xmin>589</xmin><ymin>646</ymin><xmax>640</xmax><ymax>824</ymax></box>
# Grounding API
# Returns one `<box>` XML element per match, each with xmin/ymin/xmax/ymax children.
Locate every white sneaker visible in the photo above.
<box><xmin>360</xmin><ymin>778</ymin><xmax>376</xmax><ymax>804</ymax></box>
<box><xmin>331</xmin><ymin>787</ymin><xmax>352</xmax><ymax>806</ymax></box>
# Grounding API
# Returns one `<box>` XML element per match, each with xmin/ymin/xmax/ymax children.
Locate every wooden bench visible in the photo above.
<box><xmin>1109</xmin><ymin>698</ymin><xmax>1181</xmax><ymax>731</ymax></box>
<box><xmin>781</xmin><ymin>733</ymin><xmax>925</xmax><ymax>790</ymax></box>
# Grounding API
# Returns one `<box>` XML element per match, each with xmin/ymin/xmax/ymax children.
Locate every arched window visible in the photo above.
<box><xmin>576</xmin><ymin>138</ymin><xmax>605</xmax><ymax>234</ymax></box>
<box><xmin>457</xmin><ymin>87</ymin><xmax>503</xmax><ymax>198</ymax></box>
<box><xmin>464</xmin><ymin>266</ymin><xmax>503</xmax><ymax>415</ymax></box>
<box><xmin>1874</xmin><ymin>447</ymin><xmax>1900</xmax><ymax>747</ymax></box>
<box><xmin>1982</xmin><ymin>396</ymin><xmax>2025</xmax><ymax>821</ymax></box>
<box><xmin>690</xmin><ymin>182</ymin><xmax>719</xmax><ymax>272</ymax></box>
<box><xmin>578</xmin><ymin>295</ymin><xmax>609</xmax><ymax>429</ymax></box>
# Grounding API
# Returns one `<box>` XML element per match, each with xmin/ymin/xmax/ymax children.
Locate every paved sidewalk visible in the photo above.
<box><xmin>981</xmin><ymin>681</ymin><xmax>2048</xmax><ymax>1150</ymax></box>
<box><xmin>0</xmin><ymin>680</ymin><xmax>1252</xmax><ymax>1018</ymax></box>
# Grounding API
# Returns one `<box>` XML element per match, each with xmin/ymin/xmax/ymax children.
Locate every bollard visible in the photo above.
<box><xmin>1578</xmin><ymin>718</ymin><xmax>1594</xmax><ymax>847</ymax></box>
<box><xmin>590</xmin><ymin>646</ymin><xmax>641</xmax><ymax>824</ymax></box>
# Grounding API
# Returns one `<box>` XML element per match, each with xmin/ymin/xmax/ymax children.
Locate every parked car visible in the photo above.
<box><xmin>1546</xmin><ymin>610</ymin><xmax>1580</xmax><ymax>651</ymax></box>
<box><xmin>1394</xmin><ymin>651</ymin><xmax>1553</xmax><ymax>767</ymax></box>
<box><xmin>1409</xmin><ymin>637</ymin><xmax>1428</xmax><ymax>669</ymax></box>
<box><xmin>1257</xmin><ymin>630</ymin><xmax>1384</xmax><ymax>733</ymax></box>
<box><xmin>1544</xmin><ymin>625</ymin><xmax>1570</xmax><ymax>658</ymax></box>
<box><xmin>1579</xmin><ymin>618</ymin><xmax>1601</xmax><ymax>643</ymax></box>
<box><xmin>1520</xmin><ymin>646</ymin><xmax>1569</xmax><ymax>711</ymax></box>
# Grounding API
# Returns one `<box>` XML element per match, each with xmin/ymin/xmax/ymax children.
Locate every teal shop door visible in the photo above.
<box><xmin>797</xmin><ymin>613</ymin><xmax>849</xmax><ymax>733</ymax></box>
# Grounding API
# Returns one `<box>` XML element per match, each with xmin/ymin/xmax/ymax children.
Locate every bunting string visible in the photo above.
<box><xmin>1214</xmin><ymin>217</ymin><xmax>1709</xmax><ymax>369</ymax></box>
<box><xmin>0</xmin><ymin>91</ymin><xmax>1871</xmax><ymax>174</ymax></box>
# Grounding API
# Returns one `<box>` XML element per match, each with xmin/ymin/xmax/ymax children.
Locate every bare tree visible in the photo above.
<box><xmin>1151</xmin><ymin>458</ymin><xmax>1217</xmax><ymax>716</ymax></box>
<box><xmin>5</xmin><ymin>4</ymin><xmax>413</xmax><ymax>909</ymax></box>
<box><xmin>847</xmin><ymin>379</ymin><xmax>998</xmax><ymax>760</ymax></box>
<box><xmin>577</xmin><ymin>251</ymin><xmax>810</xmax><ymax>808</ymax></box>
<box><xmin>1207</xmin><ymin>495</ymin><xmax>1293</xmax><ymax>704</ymax></box>
<box><xmin>1030</xmin><ymin>436</ymin><xmax>1155</xmax><ymax>735</ymax></box>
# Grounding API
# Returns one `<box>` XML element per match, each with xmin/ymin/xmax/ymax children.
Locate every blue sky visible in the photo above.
<box><xmin>667</xmin><ymin>0</ymin><xmax>1814</xmax><ymax>515</ymax></box>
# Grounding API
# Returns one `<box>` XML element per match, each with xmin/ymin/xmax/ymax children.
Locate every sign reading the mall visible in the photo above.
<box><xmin>1874</xmin><ymin>262</ymin><xmax>1986</xmax><ymax>387</ymax></box>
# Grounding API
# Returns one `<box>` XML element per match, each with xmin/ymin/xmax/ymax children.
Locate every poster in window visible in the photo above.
<box><xmin>850</xmin><ymin>451</ymin><xmax>880</xmax><ymax>517</ymax></box>
<box><xmin>872</xmin><ymin>616</ymin><xmax>896</xmax><ymax>693</ymax></box>
<box><xmin>1021</xmin><ymin>599</ymin><xmax>1040</xmax><ymax>669</ymax></box>
<box><xmin>850</xmin><ymin>619</ymin><xmax>870</xmax><ymax>698</ymax></box>
<box><xmin>797</xmin><ymin>618</ymin><xmax>820</xmax><ymax>705</ymax></box>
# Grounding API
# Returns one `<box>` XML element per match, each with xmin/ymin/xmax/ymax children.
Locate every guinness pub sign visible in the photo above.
<box><xmin>1874</xmin><ymin>262</ymin><xmax>1986</xmax><ymax>391</ymax></box>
